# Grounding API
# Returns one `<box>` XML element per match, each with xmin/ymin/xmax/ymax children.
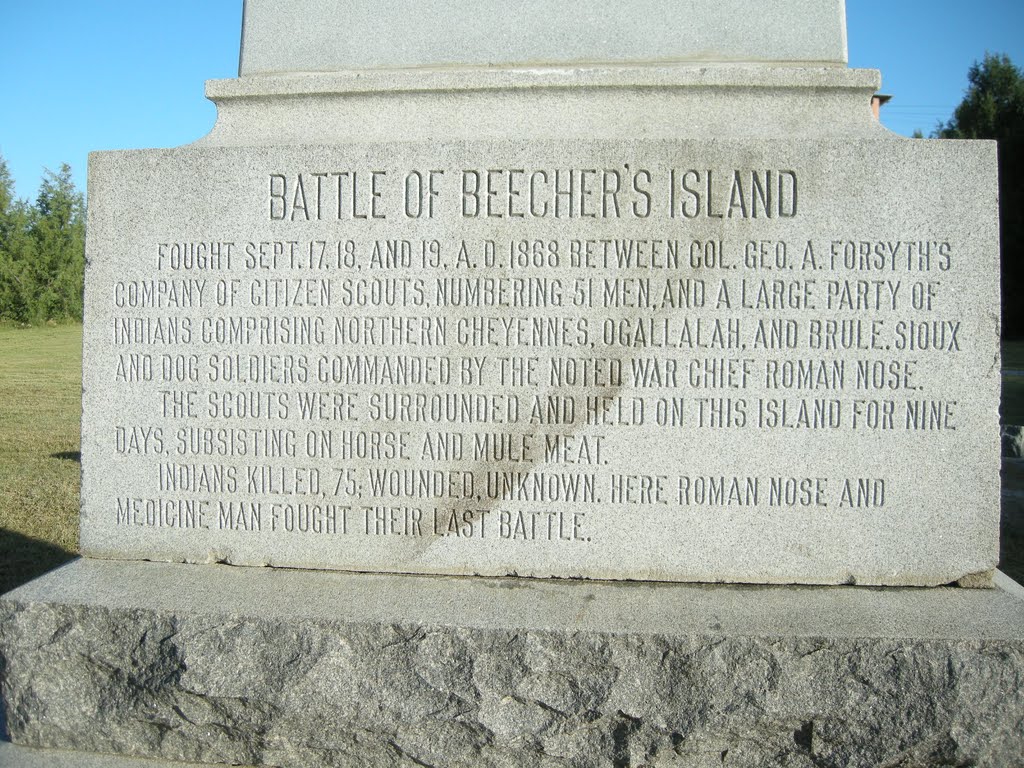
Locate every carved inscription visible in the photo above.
<box><xmin>83</xmin><ymin>145</ymin><xmax>997</xmax><ymax>582</ymax></box>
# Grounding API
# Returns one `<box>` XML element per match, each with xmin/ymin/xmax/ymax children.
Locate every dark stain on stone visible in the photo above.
<box><xmin>793</xmin><ymin>720</ymin><xmax>814</xmax><ymax>751</ymax></box>
<box><xmin>612</xmin><ymin>712</ymin><xmax>642</xmax><ymax>768</ymax></box>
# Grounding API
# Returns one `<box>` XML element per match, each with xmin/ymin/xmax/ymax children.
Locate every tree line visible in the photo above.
<box><xmin>0</xmin><ymin>155</ymin><xmax>85</xmax><ymax>324</ymax></box>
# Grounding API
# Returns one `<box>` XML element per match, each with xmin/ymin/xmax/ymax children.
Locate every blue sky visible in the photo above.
<box><xmin>2</xmin><ymin>1</ymin><xmax>1023</xmax><ymax>201</ymax></box>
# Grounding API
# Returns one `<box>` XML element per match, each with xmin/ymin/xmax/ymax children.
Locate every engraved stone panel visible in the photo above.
<box><xmin>81</xmin><ymin>137</ymin><xmax>999</xmax><ymax>586</ymax></box>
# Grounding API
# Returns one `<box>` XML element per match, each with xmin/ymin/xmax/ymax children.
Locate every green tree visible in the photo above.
<box><xmin>0</xmin><ymin>154</ymin><xmax>12</xmax><ymax>216</ymax></box>
<box><xmin>0</xmin><ymin>155</ymin><xmax>36</xmax><ymax>323</ymax></box>
<box><xmin>28</xmin><ymin>164</ymin><xmax>86</xmax><ymax>322</ymax></box>
<box><xmin>0</xmin><ymin>157</ymin><xmax>85</xmax><ymax>324</ymax></box>
<box><xmin>936</xmin><ymin>53</ymin><xmax>1024</xmax><ymax>337</ymax></box>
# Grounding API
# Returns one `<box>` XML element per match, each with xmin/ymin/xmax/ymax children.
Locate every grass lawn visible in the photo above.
<box><xmin>0</xmin><ymin>324</ymin><xmax>1021</xmax><ymax>592</ymax></box>
<box><xmin>0</xmin><ymin>324</ymin><xmax>81</xmax><ymax>594</ymax></box>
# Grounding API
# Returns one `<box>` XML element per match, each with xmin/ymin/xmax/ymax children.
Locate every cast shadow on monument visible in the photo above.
<box><xmin>0</xmin><ymin>529</ymin><xmax>75</xmax><ymax>595</ymax></box>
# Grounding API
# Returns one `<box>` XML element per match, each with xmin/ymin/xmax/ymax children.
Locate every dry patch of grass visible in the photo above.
<box><xmin>0</xmin><ymin>324</ymin><xmax>81</xmax><ymax>594</ymax></box>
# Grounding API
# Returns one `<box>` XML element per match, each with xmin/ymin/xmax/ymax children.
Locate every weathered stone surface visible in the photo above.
<box><xmin>201</xmin><ymin>66</ymin><xmax>884</xmax><ymax>145</ymax></box>
<box><xmin>2</xmin><ymin>560</ymin><xmax>1023</xmax><ymax>767</ymax></box>
<box><xmin>81</xmin><ymin>134</ymin><xmax>1000</xmax><ymax>587</ymax></box>
<box><xmin>238</xmin><ymin>0</ymin><xmax>848</xmax><ymax>75</ymax></box>
<box><xmin>78</xmin><ymin>0</ymin><xmax>999</xmax><ymax>589</ymax></box>
<box><xmin>0</xmin><ymin>741</ymin><xmax>240</xmax><ymax>768</ymax></box>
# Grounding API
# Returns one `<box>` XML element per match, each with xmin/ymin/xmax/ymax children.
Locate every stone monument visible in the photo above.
<box><xmin>2</xmin><ymin>1</ymin><xmax>1022</xmax><ymax>766</ymax></box>
<box><xmin>79</xmin><ymin>0</ymin><xmax>1000</xmax><ymax>588</ymax></box>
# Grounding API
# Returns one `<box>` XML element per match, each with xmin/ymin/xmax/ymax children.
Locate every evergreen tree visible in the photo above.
<box><xmin>0</xmin><ymin>155</ymin><xmax>12</xmax><ymax>216</ymax></box>
<box><xmin>0</xmin><ymin>156</ymin><xmax>85</xmax><ymax>324</ymax></box>
<box><xmin>0</xmin><ymin>155</ymin><xmax>35</xmax><ymax>323</ymax></box>
<box><xmin>28</xmin><ymin>164</ymin><xmax>85</xmax><ymax>321</ymax></box>
<box><xmin>935</xmin><ymin>54</ymin><xmax>1024</xmax><ymax>337</ymax></box>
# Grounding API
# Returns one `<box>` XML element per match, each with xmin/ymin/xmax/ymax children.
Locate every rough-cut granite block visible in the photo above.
<box><xmin>0</xmin><ymin>741</ymin><xmax>240</xmax><ymax>768</ymax></box>
<box><xmin>2</xmin><ymin>560</ymin><xmax>1022</xmax><ymax>767</ymax></box>
<box><xmin>238</xmin><ymin>0</ymin><xmax>848</xmax><ymax>75</ymax></box>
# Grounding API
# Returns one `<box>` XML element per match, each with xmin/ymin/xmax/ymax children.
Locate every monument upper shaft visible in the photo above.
<box><xmin>239</xmin><ymin>0</ymin><xmax>848</xmax><ymax>75</ymax></box>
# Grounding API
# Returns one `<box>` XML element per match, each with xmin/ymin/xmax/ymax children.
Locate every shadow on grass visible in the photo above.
<box><xmin>48</xmin><ymin>450</ymin><xmax>80</xmax><ymax>462</ymax></box>
<box><xmin>0</xmin><ymin>530</ymin><xmax>75</xmax><ymax>596</ymax></box>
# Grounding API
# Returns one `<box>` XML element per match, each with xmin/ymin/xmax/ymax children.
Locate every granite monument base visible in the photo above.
<box><xmin>2</xmin><ymin>560</ymin><xmax>1022</xmax><ymax>768</ymax></box>
<box><xmin>0</xmin><ymin>742</ymin><xmax>229</xmax><ymax>768</ymax></box>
